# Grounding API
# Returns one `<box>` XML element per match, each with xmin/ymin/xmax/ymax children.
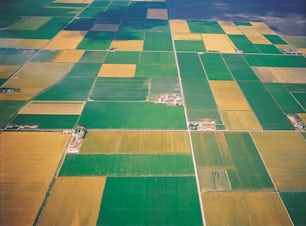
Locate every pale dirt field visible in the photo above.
<box><xmin>38</xmin><ymin>176</ymin><xmax>106</xmax><ymax>226</ymax></box>
<box><xmin>91</xmin><ymin>24</ymin><xmax>120</xmax><ymax>32</ymax></box>
<box><xmin>221</xmin><ymin>110</ymin><xmax>262</xmax><ymax>130</ymax></box>
<box><xmin>8</xmin><ymin>16</ymin><xmax>51</xmax><ymax>30</ymax></box>
<box><xmin>0</xmin><ymin>132</ymin><xmax>69</xmax><ymax>226</ymax></box>
<box><xmin>218</xmin><ymin>21</ymin><xmax>243</xmax><ymax>34</ymax></box>
<box><xmin>0</xmin><ymin>38</ymin><xmax>50</xmax><ymax>49</ymax></box>
<box><xmin>201</xmin><ymin>34</ymin><xmax>236</xmax><ymax>53</ymax></box>
<box><xmin>146</xmin><ymin>8</ymin><xmax>168</xmax><ymax>20</ymax></box>
<box><xmin>250</xmin><ymin>22</ymin><xmax>276</xmax><ymax>34</ymax></box>
<box><xmin>251</xmin><ymin>131</ymin><xmax>306</xmax><ymax>190</ymax></box>
<box><xmin>238</xmin><ymin>26</ymin><xmax>271</xmax><ymax>44</ymax></box>
<box><xmin>53</xmin><ymin>50</ymin><xmax>85</xmax><ymax>63</ymax></box>
<box><xmin>198</xmin><ymin>168</ymin><xmax>232</xmax><ymax>191</ymax></box>
<box><xmin>209</xmin><ymin>81</ymin><xmax>252</xmax><ymax>110</ymax></box>
<box><xmin>98</xmin><ymin>63</ymin><xmax>136</xmax><ymax>77</ymax></box>
<box><xmin>252</xmin><ymin>67</ymin><xmax>306</xmax><ymax>83</ymax></box>
<box><xmin>0</xmin><ymin>62</ymin><xmax>73</xmax><ymax>100</ymax></box>
<box><xmin>202</xmin><ymin>192</ymin><xmax>292</xmax><ymax>226</ymax></box>
<box><xmin>172</xmin><ymin>33</ymin><xmax>202</xmax><ymax>41</ymax></box>
<box><xmin>110</xmin><ymin>40</ymin><xmax>144</xmax><ymax>51</ymax></box>
<box><xmin>18</xmin><ymin>101</ymin><xmax>85</xmax><ymax>115</ymax></box>
<box><xmin>80</xmin><ymin>131</ymin><xmax>191</xmax><ymax>153</ymax></box>
<box><xmin>170</xmin><ymin>20</ymin><xmax>191</xmax><ymax>34</ymax></box>
<box><xmin>44</xmin><ymin>30</ymin><xmax>87</xmax><ymax>50</ymax></box>
<box><xmin>0</xmin><ymin>65</ymin><xmax>20</xmax><ymax>79</ymax></box>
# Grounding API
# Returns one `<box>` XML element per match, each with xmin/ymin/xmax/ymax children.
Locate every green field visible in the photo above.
<box><xmin>0</xmin><ymin>101</ymin><xmax>25</xmax><ymax>128</ymax></box>
<box><xmin>177</xmin><ymin>53</ymin><xmax>206</xmax><ymax>78</ymax></box>
<box><xmin>174</xmin><ymin>40</ymin><xmax>206</xmax><ymax>52</ymax></box>
<box><xmin>228</xmin><ymin>35</ymin><xmax>260</xmax><ymax>53</ymax></box>
<box><xmin>244</xmin><ymin>54</ymin><xmax>306</xmax><ymax>67</ymax></box>
<box><xmin>140</xmin><ymin>51</ymin><xmax>175</xmax><ymax>65</ymax></box>
<box><xmin>104</xmin><ymin>51</ymin><xmax>140</xmax><ymax>64</ymax></box>
<box><xmin>150</xmin><ymin>77</ymin><xmax>180</xmax><ymax>96</ymax></box>
<box><xmin>292</xmin><ymin>93</ymin><xmax>306</xmax><ymax>110</ymax></box>
<box><xmin>264</xmin><ymin>34</ymin><xmax>288</xmax><ymax>44</ymax></box>
<box><xmin>77</xmin><ymin>31</ymin><xmax>115</xmax><ymax>50</ymax></box>
<box><xmin>136</xmin><ymin>64</ymin><xmax>178</xmax><ymax>77</ymax></box>
<box><xmin>31</xmin><ymin>50</ymin><xmax>59</xmax><ymax>62</ymax></box>
<box><xmin>79</xmin><ymin>51</ymin><xmax>107</xmax><ymax>63</ymax></box>
<box><xmin>90</xmin><ymin>77</ymin><xmax>148</xmax><ymax>101</ymax></box>
<box><xmin>59</xmin><ymin>154</ymin><xmax>194</xmax><ymax>176</ymax></box>
<box><xmin>143</xmin><ymin>32</ymin><xmax>173</xmax><ymax>51</ymax></box>
<box><xmin>79</xmin><ymin>102</ymin><xmax>186</xmax><ymax>129</ymax></box>
<box><xmin>187</xmin><ymin>20</ymin><xmax>224</xmax><ymax>34</ymax></box>
<box><xmin>191</xmin><ymin>132</ymin><xmax>274</xmax><ymax>191</ymax></box>
<box><xmin>98</xmin><ymin>176</ymin><xmax>203</xmax><ymax>226</ymax></box>
<box><xmin>66</xmin><ymin>63</ymin><xmax>101</xmax><ymax>77</ymax></box>
<box><xmin>280</xmin><ymin>192</ymin><xmax>306</xmax><ymax>226</ymax></box>
<box><xmin>255</xmin><ymin>44</ymin><xmax>283</xmax><ymax>54</ymax></box>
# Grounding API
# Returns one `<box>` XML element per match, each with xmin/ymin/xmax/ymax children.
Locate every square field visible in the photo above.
<box><xmin>98</xmin><ymin>64</ymin><xmax>136</xmax><ymax>77</ymax></box>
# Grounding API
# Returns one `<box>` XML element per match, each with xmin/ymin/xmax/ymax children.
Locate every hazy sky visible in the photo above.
<box><xmin>167</xmin><ymin>0</ymin><xmax>306</xmax><ymax>36</ymax></box>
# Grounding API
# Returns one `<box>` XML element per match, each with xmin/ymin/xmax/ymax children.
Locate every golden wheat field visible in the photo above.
<box><xmin>0</xmin><ymin>132</ymin><xmax>69</xmax><ymax>226</ymax></box>
<box><xmin>38</xmin><ymin>176</ymin><xmax>106</xmax><ymax>226</ymax></box>
<box><xmin>201</xmin><ymin>34</ymin><xmax>236</xmax><ymax>53</ymax></box>
<box><xmin>202</xmin><ymin>192</ymin><xmax>292</xmax><ymax>226</ymax></box>
<box><xmin>221</xmin><ymin>110</ymin><xmax>262</xmax><ymax>130</ymax></box>
<box><xmin>170</xmin><ymin>20</ymin><xmax>191</xmax><ymax>33</ymax></box>
<box><xmin>98</xmin><ymin>63</ymin><xmax>136</xmax><ymax>77</ymax></box>
<box><xmin>80</xmin><ymin>130</ymin><xmax>191</xmax><ymax>153</ymax></box>
<box><xmin>110</xmin><ymin>40</ymin><xmax>144</xmax><ymax>51</ymax></box>
<box><xmin>44</xmin><ymin>30</ymin><xmax>87</xmax><ymax>50</ymax></box>
<box><xmin>251</xmin><ymin>131</ymin><xmax>306</xmax><ymax>190</ymax></box>
<box><xmin>218</xmin><ymin>21</ymin><xmax>243</xmax><ymax>34</ymax></box>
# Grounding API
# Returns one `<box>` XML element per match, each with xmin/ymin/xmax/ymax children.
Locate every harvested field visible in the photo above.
<box><xmin>250</xmin><ymin>22</ymin><xmax>276</xmax><ymax>34</ymax></box>
<box><xmin>8</xmin><ymin>16</ymin><xmax>51</xmax><ymax>30</ymax></box>
<box><xmin>201</xmin><ymin>34</ymin><xmax>236</xmax><ymax>53</ymax></box>
<box><xmin>44</xmin><ymin>30</ymin><xmax>87</xmax><ymax>50</ymax></box>
<box><xmin>252</xmin><ymin>67</ymin><xmax>306</xmax><ymax>83</ymax></box>
<box><xmin>0</xmin><ymin>65</ymin><xmax>19</xmax><ymax>79</ymax></box>
<box><xmin>298</xmin><ymin>48</ymin><xmax>306</xmax><ymax>54</ymax></box>
<box><xmin>146</xmin><ymin>8</ymin><xmax>168</xmax><ymax>20</ymax></box>
<box><xmin>98</xmin><ymin>64</ymin><xmax>136</xmax><ymax>77</ymax></box>
<box><xmin>202</xmin><ymin>192</ymin><xmax>292</xmax><ymax>226</ymax></box>
<box><xmin>18</xmin><ymin>101</ymin><xmax>85</xmax><ymax>115</ymax></box>
<box><xmin>209</xmin><ymin>81</ymin><xmax>251</xmax><ymax>110</ymax></box>
<box><xmin>197</xmin><ymin>168</ymin><xmax>232</xmax><ymax>191</ymax></box>
<box><xmin>59</xmin><ymin>154</ymin><xmax>194</xmax><ymax>176</ymax></box>
<box><xmin>218</xmin><ymin>21</ymin><xmax>243</xmax><ymax>34</ymax></box>
<box><xmin>238</xmin><ymin>26</ymin><xmax>271</xmax><ymax>44</ymax></box>
<box><xmin>0</xmin><ymin>38</ymin><xmax>49</xmax><ymax>49</ymax></box>
<box><xmin>110</xmin><ymin>40</ymin><xmax>144</xmax><ymax>51</ymax></box>
<box><xmin>38</xmin><ymin>176</ymin><xmax>105</xmax><ymax>226</ymax></box>
<box><xmin>98</xmin><ymin>176</ymin><xmax>202</xmax><ymax>226</ymax></box>
<box><xmin>91</xmin><ymin>24</ymin><xmax>120</xmax><ymax>32</ymax></box>
<box><xmin>170</xmin><ymin>20</ymin><xmax>190</xmax><ymax>33</ymax></box>
<box><xmin>0</xmin><ymin>132</ymin><xmax>69</xmax><ymax>226</ymax></box>
<box><xmin>251</xmin><ymin>132</ymin><xmax>306</xmax><ymax>190</ymax></box>
<box><xmin>221</xmin><ymin>110</ymin><xmax>262</xmax><ymax>130</ymax></box>
<box><xmin>53</xmin><ymin>50</ymin><xmax>85</xmax><ymax>63</ymax></box>
<box><xmin>172</xmin><ymin>33</ymin><xmax>202</xmax><ymax>41</ymax></box>
<box><xmin>0</xmin><ymin>62</ymin><xmax>73</xmax><ymax>100</ymax></box>
<box><xmin>80</xmin><ymin>131</ymin><xmax>191</xmax><ymax>153</ymax></box>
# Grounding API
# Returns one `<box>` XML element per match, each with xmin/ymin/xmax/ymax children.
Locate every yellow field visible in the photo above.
<box><xmin>251</xmin><ymin>131</ymin><xmax>306</xmax><ymax>190</ymax></box>
<box><xmin>221</xmin><ymin>110</ymin><xmax>262</xmax><ymax>130</ymax></box>
<box><xmin>98</xmin><ymin>63</ymin><xmax>136</xmax><ymax>77</ymax></box>
<box><xmin>18</xmin><ymin>101</ymin><xmax>85</xmax><ymax>115</ymax></box>
<box><xmin>298</xmin><ymin>113</ymin><xmax>306</xmax><ymax>123</ymax></box>
<box><xmin>218</xmin><ymin>21</ymin><xmax>243</xmax><ymax>34</ymax></box>
<box><xmin>0</xmin><ymin>65</ymin><xmax>20</xmax><ymax>79</ymax></box>
<box><xmin>53</xmin><ymin>50</ymin><xmax>85</xmax><ymax>63</ymax></box>
<box><xmin>0</xmin><ymin>132</ymin><xmax>69</xmax><ymax>226</ymax></box>
<box><xmin>146</xmin><ymin>8</ymin><xmax>168</xmax><ymax>20</ymax></box>
<box><xmin>172</xmin><ymin>33</ymin><xmax>202</xmax><ymax>41</ymax></box>
<box><xmin>202</xmin><ymin>192</ymin><xmax>292</xmax><ymax>226</ymax></box>
<box><xmin>252</xmin><ymin>67</ymin><xmax>306</xmax><ymax>83</ymax></box>
<box><xmin>110</xmin><ymin>40</ymin><xmax>144</xmax><ymax>51</ymax></box>
<box><xmin>170</xmin><ymin>20</ymin><xmax>191</xmax><ymax>33</ymax></box>
<box><xmin>250</xmin><ymin>22</ymin><xmax>276</xmax><ymax>34</ymax></box>
<box><xmin>0</xmin><ymin>62</ymin><xmax>73</xmax><ymax>100</ymax></box>
<box><xmin>80</xmin><ymin>131</ymin><xmax>191</xmax><ymax>153</ymax></box>
<box><xmin>44</xmin><ymin>30</ymin><xmax>87</xmax><ymax>50</ymax></box>
<box><xmin>201</xmin><ymin>34</ymin><xmax>236</xmax><ymax>53</ymax></box>
<box><xmin>0</xmin><ymin>38</ymin><xmax>49</xmax><ymax>49</ymax></box>
<box><xmin>8</xmin><ymin>16</ymin><xmax>51</xmax><ymax>30</ymax></box>
<box><xmin>38</xmin><ymin>176</ymin><xmax>105</xmax><ymax>226</ymax></box>
<box><xmin>238</xmin><ymin>26</ymin><xmax>271</xmax><ymax>44</ymax></box>
<box><xmin>209</xmin><ymin>81</ymin><xmax>251</xmax><ymax>110</ymax></box>
<box><xmin>298</xmin><ymin>48</ymin><xmax>306</xmax><ymax>54</ymax></box>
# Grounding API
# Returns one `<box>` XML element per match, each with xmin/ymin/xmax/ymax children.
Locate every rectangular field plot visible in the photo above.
<box><xmin>104</xmin><ymin>51</ymin><xmax>140</xmax><ymax>64</ymax></box>
<box><xmin>98</xmin><ymin>176</ymin><xmax>202</xmax><ymax>226</ymax></box>
<box><xmin>238</xmin><ymin>81</ymin><xmax>294</xmax><ymax>130</ymax></box>
<box><xmin>150</xmin><ymin>76</ymin><xmax>180</xmax><ymax>96</ymax></box>
<box><xmin>18</xmin><ymin>101</ymin><xmax>85</xmax><ymax>115</ymax></box>
<box><xmin>0</xmin><ymin>38</ymin><xmax>50</xmax><ymax>49</ymax></box>
<box><xmin>90</xmin><ymin>77</ymin><xmax>148</xmax><ymax>101</ymax></box>
<box><xmin>170</xmin><ymin>20</ymin><xmax>191</xmax><ymax>33</ymax></box>
<box><xmin>218</xmin><ymin>21</ymin><xmax>243</xmax><ymax>34</ymax></box>
<box><xmin>0</xmin><ymin>49</ymin><xmax>37</xmax><ymax>65</ymax></box>
<box><xmin>202</xmin><ymin>192</ymin><xmax>292</xmax><ymax>226</ymax></box>
<box><xmin>79</xmin><ymin>102</ymin><xmax>186</xmax><ymax>129</ymax></box>
<box><xmin>140</xmin><ymin>51</ymin><xmax>175</xmax><ymax>65</ymax></box>
<box><xmin>209</xmin><ymin>81</ymin><xmax>251</xmax><ymax>110</ymax></box>
<box><xmin>177</xmin><ymin>53</ymin><xmax>205</xmax><ymax>78</ymax></box>
<box><xmin>188</xmin><ymin>20</ymin><xmax>225</xmax><ymax>34</ymax></box>
<box><xmin>0</xmin><ymin>132</ymin><xmax>69</xmax><ymax>226</ymax></box>
<box><xmin>200</xmin><ymin>53</ymin><xmax>233</xmax><ymax>80</ymax></box>
<box><xmin>253</xmin><ymin>67</ymin><xmax>306</xmax><ymax>83</ymax></box>
<box><xmin>0</xmin><ymin>101</ymin><xmax>24</xmax><ymax>128</ymax></box>
<box><xmin>98</xmin><ymin>63</ymin><xmax>136</xmax><ymax>77</ymax></box>
<box><xmin>192</xmin><ymin>132</ymin><xmax>273</xmax><ymax>191</ymax></box>
<box><xmin>143</xmin><ymin>32</ymin><xmax>172</xmax><ymax>51</ymax></box>
<box><xmin>238</xmin><ymin>26</ymin><xmax>271</xmax><ymax>44</ymax></box>
<box><xmin>66</xmin><ymin>63</ymin><xmax>101</xmax><ymax>77</ymax></box>
<box><xmin>80</xmin><ymin>131</ymin><xmax>191</xmax><ymax>153</ymax></box>
<box><xmin>221</xmin><ymin>110</ymin><xmax>262</xmax><ymax>130</ymax></box>
<box><xmin>44</xmin><ymin>30</ymin><xmax>87</xmax><ymax>50</ymax></box>
<box><xmin>59</xmin><ymin>154</ymin><xmax>194</xmax><ymax>176</ymax></box>
<box><xmin>136</xmin><ymin>64</ymin><xmax>177</xmax><ymax>77</ymax></box>
<box><xmin>35</xmin><ymin>77</ymin><xmax>95</xmax><ymax>101</ymax></box>
<box><xmin>38</xmin><ymin>176</ymin><xmax>105</xmax><ymax>226</ymax></box>
<box><xmin>280</xmin><ymin>192</ymin><xmax>306</xmax><ymax>226</ymax></box>
<box><xmin>8</xmin><ymin>16</ymin><xmax>51</xmax><ymax>30</ymax></box>
<box><xmin>251</xmin><ymin>132</ymin><xmax>306</xmax><ymax>190</ymax></box>
<box><xmin>174</xmin><ymin>40</ymin><xmax>205</xmax><ymax>52</ymax></box>
<box><xmin>0</xmin><ymin>62</ymin><xmax>73</xmax><ymax>101</ymax></box>
<box><xmin>77</xmin><ymin>31</ymin><xmax>114</xmax><ymax>50</ymax></box>
<box><xmin>79</xmin><ymin>51</ymin><xmax>107</xmax><ymax>63</ymax></box>
<box><xmin>228</xmin><ymin>34</ymin><xmax>260</xmax><ymax>53</ymax></box>
<box><xmin>245</xmin><ymin>54</ymin><xmax>306</xmax><ymax>67</ymax></box>
<box><xmin>201</xmin><ymin>34</ymin><xmax>236</xmax><ymax>53</ymax></box>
